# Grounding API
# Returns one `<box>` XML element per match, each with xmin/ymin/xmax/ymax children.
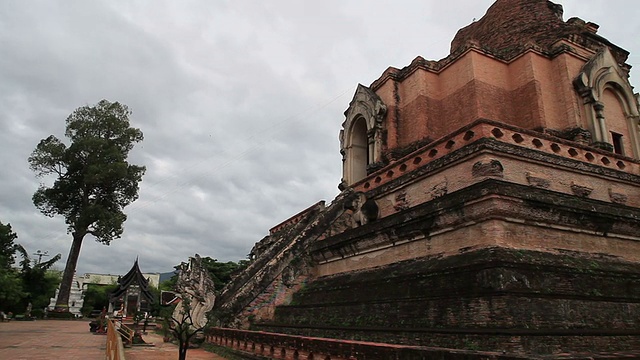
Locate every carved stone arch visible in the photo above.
<box><xmin>574</xmin><ymin>47</ymin><xmax>640</xmax><ymax>158</ymax></box>
<box><xmin>340</xmin><ymin>84</ymin><xmax>387</xmax><ymax>186</ymax></box>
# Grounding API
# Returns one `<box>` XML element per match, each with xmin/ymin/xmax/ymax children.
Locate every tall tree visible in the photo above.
<box><xmin>29</xmin><ymin>100</ymin><xmax>145</xmax><ymax>312</ymax></box>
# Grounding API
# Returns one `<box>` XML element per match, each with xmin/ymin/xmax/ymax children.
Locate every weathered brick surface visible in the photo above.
<box><xmin>252</xmin><ymin>249</ymin><xmax>640</xmax><ymax>354</ymax></box>
<box><xmin>450</xmin><ymin>0</ymin><xmax>629</xmax><ymax>64</ymax></box>
<box><xmin>366</xmin><ymin>0</ymin><xmax>634</xmax><ymax>158</ymax></box>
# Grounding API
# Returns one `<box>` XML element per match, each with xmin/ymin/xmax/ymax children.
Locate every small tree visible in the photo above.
<box><xmin>0</xmin><ymin>222</ymin><xmax>25</xmax><ymax>311</ymax></box>
<box><xmin>81</xmin><ymin>283</ymin><xmax>118</xmax><ymax>316</ymax></box>
<box><xmin>0</xmin><ymin>222</ymin><xmax>22</xmax><ymax>271</ymax></box>
<box><xmin>28</xmin><ymin>100</ymin><xmax>145</xmax><ymax>312</ymax></box>
<box><xmin>19</xmin><ymin>251</ymin><xmax>61</xmax><ymax>315</ymax></box>
<box><xmin>168</xmin><ymin>297</ymin><xmax>208</xmax><ymax>360</ymax></box>
<box><xmin>0</xmin><ymin>221</ymin><xmax>61</xmax><ymax>314</ymax></box>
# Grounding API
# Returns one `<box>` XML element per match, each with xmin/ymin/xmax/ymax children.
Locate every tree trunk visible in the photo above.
<box><xmin>54</xmin><ymin>231</ymin><xmax>85</xmax><ymax>312</ymax></box>
<box><xmin>178</xmin><ymin>342</ymin><xmax>188</xmax><ymax>360</ymax></box>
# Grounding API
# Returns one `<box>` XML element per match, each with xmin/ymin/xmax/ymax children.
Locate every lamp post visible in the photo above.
<box><xmin>33</xmin><ymin>250</ymin><xmax>49</xmax><ymax>264</ymax></box>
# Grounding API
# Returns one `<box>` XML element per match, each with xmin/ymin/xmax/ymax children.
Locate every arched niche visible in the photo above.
<box><xmin>339</xmin><ymin>84</ymin><xmax>387</xmax><ymax>186</ymax></box>
<box><xmin>348</xmin><ymin>117</ymin><xmax>368</xmax><ymax>183</ymax></box>
<box><xmin>574</xmin><ymin>47</ymin><xmax>640</xmax><ymax>158</ymax></box>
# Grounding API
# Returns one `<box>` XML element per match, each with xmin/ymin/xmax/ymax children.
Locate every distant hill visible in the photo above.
<box><xmin>159</xmin><ymin>271</ymin><xmax>177</xmax><ymax>283</ymax></box>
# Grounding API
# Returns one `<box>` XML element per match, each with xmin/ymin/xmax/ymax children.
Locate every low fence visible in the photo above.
<box><xmin>204</xmin><ymin>327</ymin><xmax>521</xmax><ymax>360</ymax></box>
<box><xmin>106</xmin><ymin>319</ymin><xmax>127</xmax><ymax>360</ymax></box>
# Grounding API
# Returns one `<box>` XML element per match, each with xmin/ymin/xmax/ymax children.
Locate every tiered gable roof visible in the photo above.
<box><xmin>109</xmin><ymin>258</ymin><xmax>154</xmax><ymax>304</ymax></box>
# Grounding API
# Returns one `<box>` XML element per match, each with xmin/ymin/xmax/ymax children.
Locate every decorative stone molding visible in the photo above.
<box><xmin>340</xmin><ymin>84</ymin><xmax>387</xmax><ymax>185</ymax></box>
<box><xmin>573</xmin><ymin>47</ymin><xmax>640</xmax><ymax>158</ymax></box>
<box><xmin>353</xmin><ymin>120</ymin><xmax>639</xmax><ymax>194</ymax></box>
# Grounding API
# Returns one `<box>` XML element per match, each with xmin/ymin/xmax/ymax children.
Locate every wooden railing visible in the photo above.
<box><xmin>106</xmin><ymin>319</ymin><xmax>127</xmax><ymax>360</ymax></box>
<box><xmin>117</xmin><ymin>321</ymin><xmax>135</xmax><ymax>345</ymax></box>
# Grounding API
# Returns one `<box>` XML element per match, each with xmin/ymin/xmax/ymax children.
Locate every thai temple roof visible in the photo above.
<box><xmin>109</xmin><ymin>258</ymin><xmax>155</xmax><ymax>304</ymax></box>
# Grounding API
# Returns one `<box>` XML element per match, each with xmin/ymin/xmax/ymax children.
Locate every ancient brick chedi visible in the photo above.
<box><xmin>208</xmin><ymin>0</ymin><xmax>640</xmax><ymax>357</ymax></box>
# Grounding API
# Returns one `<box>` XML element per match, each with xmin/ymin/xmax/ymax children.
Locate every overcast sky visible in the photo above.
<box><xmin>1</xmin><ymin>1</ymin><xmax>638</xmax><ymax>277</ymax></box>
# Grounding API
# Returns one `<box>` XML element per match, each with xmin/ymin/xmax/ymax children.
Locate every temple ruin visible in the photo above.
<box><xmin>207</xmin><ymin>0</ymin><xmax>640</xmax><ymax>357</ymax></box>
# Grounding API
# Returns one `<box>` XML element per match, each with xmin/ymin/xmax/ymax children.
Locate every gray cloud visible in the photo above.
<box><xmin>1</xmin><ymin>0</ymin><xmax>638</xmax><ymax>276</ymax></box>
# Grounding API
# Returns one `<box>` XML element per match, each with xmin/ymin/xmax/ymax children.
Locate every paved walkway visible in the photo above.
<box><xmin>0</xmin><ymin>320</ymin><xmax>105</xmax><ymax>360</ymax></box>
<box><xmin>125</xmin><ymin>332</ymin><xmax>227</xmax><ymax>360</ymax></box>
<box><xmin>0</xmin><ymin>319</ymin><xmax>227</xmax><ymax>360</ymax></box>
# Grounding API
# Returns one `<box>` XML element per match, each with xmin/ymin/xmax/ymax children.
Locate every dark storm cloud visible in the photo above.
<box><xmin>1</xmin><ymin>0</ymin><xmax>638</xmax><ymax>276</ymax></box>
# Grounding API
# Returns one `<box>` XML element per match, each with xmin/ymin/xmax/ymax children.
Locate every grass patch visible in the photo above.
<box><xmin>202</xmin><ymin>343</ymin><xmax>247</xmax><ymax>360</ymax></box>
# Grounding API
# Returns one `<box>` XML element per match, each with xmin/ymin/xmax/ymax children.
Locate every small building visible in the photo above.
<box><xmin>80</xmin><ymin>271</ymin><xmax>160</xmax><ymax>290</ymax></box>
<box><xmin>108</xmin><ymin>259</ymin><xmax>155</xmax><ymax>317</ymax></box>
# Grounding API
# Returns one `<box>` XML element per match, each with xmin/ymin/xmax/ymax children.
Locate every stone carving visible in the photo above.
<box><xmin>429</xmin><ymin>180</ymin><xmax>448</xmax><ymax>199</ymax></box>
<box><xmin>608</xmin><ymin>188</ymin><xmax>628</xmax><ymax>205</ymax></box>
<box><xmin>547</xmin><ymin>127</ymin><xmax>592</xmax><ymax>144</ymax></box>
<box><xmin>471</xmin><ymin>159</ymin><xmax>504</xmax><ymax>178</ymax></box>
<box><xmin>249</xmin><ymin>236</ymin><xmax>276</xmax><ymax>261</ymax></box>
<box><xmin>393</xmin><ymin>190</ymin><xmax>409</xmax><ymax>212</ymax></box>
<box><xmin>526</xmin><ymin>172</ymin><xmax>551</xmax><ymax>189</ymax></box>
<box><xmin>344</xmin><ymin>192</ymin><xmax>379</xmax><ymax>227</ymax></box>
<box><xmin>477</xmin><ymin>268</ymin><xmax>531</xmax><ymax>291</ymax></box>
<box><xmin>570</xmin><ymin>183</ymin><xmax>593</xmax><ymax>198</ymax></box>
<box><xmin>174</xmin><ymin>254</ymin><xmax>216</xmax><ymax>329</ymax></box>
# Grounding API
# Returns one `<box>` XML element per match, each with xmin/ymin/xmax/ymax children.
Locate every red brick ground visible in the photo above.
<box><xmin>0</xmin><ymin>319</ymin><xmax>226</xmax><ymax>360</ymax></box>
<box><xmin>125</xmin><ymin>332</ymin><xmax>226</xmax><ymax>360</ymax></box>
<box><xmin>0</xmin><ymin>319</ymin><xmax>105</xmax><ymax>360</ymax></box>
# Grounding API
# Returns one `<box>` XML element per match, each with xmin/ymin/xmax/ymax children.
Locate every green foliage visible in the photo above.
<box><xmin>146</xmin><ymin>284</ymin><xmax>169</xmax><ymax>317</ymax></box>
<box><xmin>201</xmin><ymin>343</ymin><xmax>246</xmax><ymax>360</ymax></box>
<box><xmin>29</xmin><ymin>100</ymin><xmax>145</xmax><ymax>244</ymax></box>
<box><xmin>0</xmin><ymin>220</ymin><xmax>62</xmax><ymax>313</ymax></box>
<box><xmin>28</xmin><ymin>100</ymin><xmax>145</xmax><ymax>310</ymax></box>
<box><xmin>20</xmin><ymin>266</ymin><xmax>61</xmax><ymax>313</ymax></box>
<box><xmin>200</xmin><ymin>257</ymin><xmax>246</xmax><ymax>290</ymax></box>
<box><xmin>0</xmin><ymin>221</ymin><xmax>25</xmax><ymax>311</ymax></box>
<box><xmin>0</xmin><ymin>222</ymin><xmax>22</xmax><ymax>270</ymax></box>
<box><xmin>81</xmin><ymin>283</ymin><xmax>118</xmax><ymax>316</ymax></box>
<box><xmin>159</xmin><ymin>273</ymin><xmax>178</xmax><ymax>292</ymax></box>
<box><xmin>0</xmin><ymin>268</ymin><xmax>25</xmax><ymax>311</ymax></box>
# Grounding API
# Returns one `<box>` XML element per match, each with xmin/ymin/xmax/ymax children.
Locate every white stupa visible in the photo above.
<box><xmin>48</xmin><ymin>273</ymin><xmax>84</xmax><ymax>316</ymax></box>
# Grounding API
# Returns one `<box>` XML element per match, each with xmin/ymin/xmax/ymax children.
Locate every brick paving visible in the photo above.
<box><xmin>0</xmin><ymin>319</ymin><xmax>105</xmax><ymax>360</ymax></box>
<box><xmin>0</xmin><ymin>320</ymin><xmax>227</xmax><ymax>360</ymax></box>
<box><xmin>125</xmin><ymin>332</ymin><xmax>226</xmax><ymax>360</ymax></box>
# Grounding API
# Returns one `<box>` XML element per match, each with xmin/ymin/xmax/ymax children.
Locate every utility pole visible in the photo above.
<box><xmin>33</xmin><ymin>250</ymin><xmax>49</xmax><ymax>264</ymax></box>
